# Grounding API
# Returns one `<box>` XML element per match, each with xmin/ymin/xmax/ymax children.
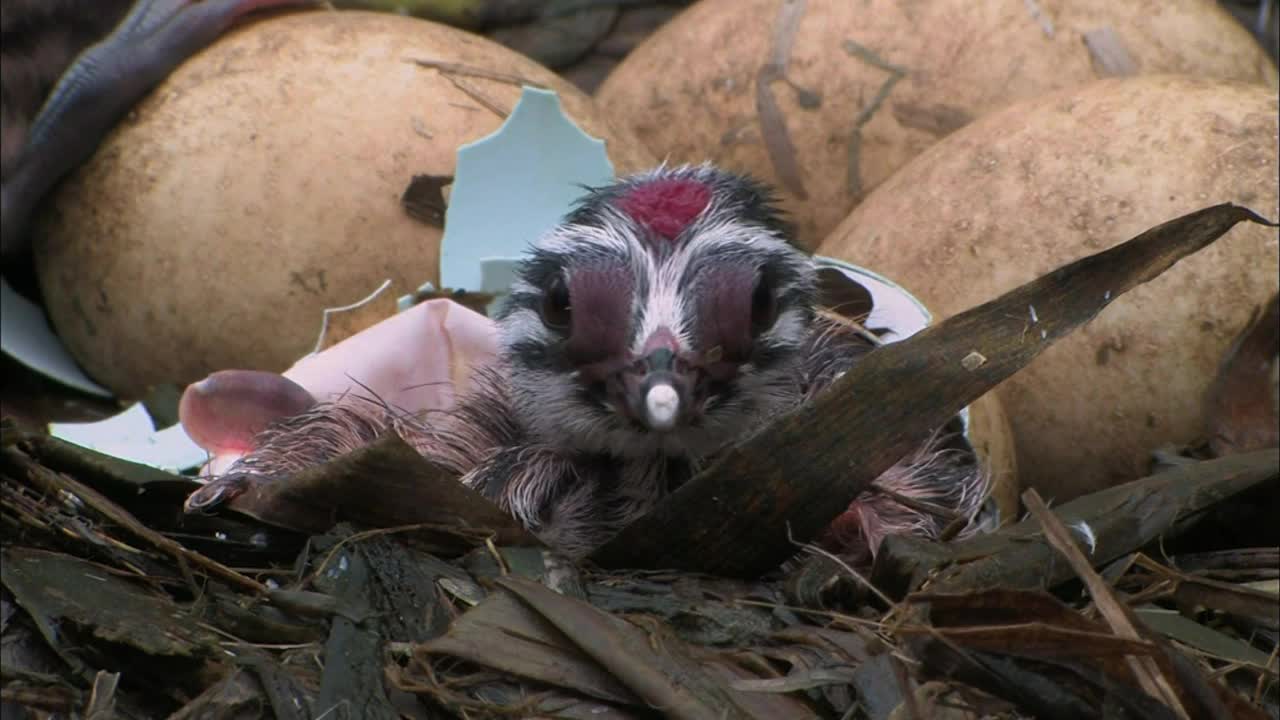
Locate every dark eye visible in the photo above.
<box><xmin>750</xmin><ymin>273</ymin><xmax>778</xmax><ymax>335</ymax></box>
<box><xmin>541</xmin><ymin>275</ymin><xmax>572</xmax><ymax>330</ymax></box>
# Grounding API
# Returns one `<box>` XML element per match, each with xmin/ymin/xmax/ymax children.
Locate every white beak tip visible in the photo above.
<box><xmin>644</xmin><ymin>383</ymin><xmax>680</xmax><ymax>431</ymax></box>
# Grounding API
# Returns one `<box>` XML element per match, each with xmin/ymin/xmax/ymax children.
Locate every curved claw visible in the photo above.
<box><xmin>183</xmin><ymin>471</ymin><xmax>257</xmax><ymax>513</ymax></box>
<box><xmin>1</xmin><ymin>0</ymin><xmax>317</xmax><ymax>259</ymax></box>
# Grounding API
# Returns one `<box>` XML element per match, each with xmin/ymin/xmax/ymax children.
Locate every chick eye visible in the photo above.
<box><xmin>541</xmin><ymin>275</ymin><xmax>572</xmax><ymax>330</ymax></box>
<box><xmin>750</xmin><ymin>273</ymin><xmax>779</xmax><ymax>335</ymax></box>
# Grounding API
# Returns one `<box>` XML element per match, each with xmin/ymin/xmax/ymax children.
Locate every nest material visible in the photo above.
<box><xmin>1</xmin><ymin>420</ymin><xmax>1277</xmax><ymax>720</ymax></box>
<box><xmin>3</xmin><ymin>199</ymin><xmax>1278</xmax><ymax>720</ymax></box>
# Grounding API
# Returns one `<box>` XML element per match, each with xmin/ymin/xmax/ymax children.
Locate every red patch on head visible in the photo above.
<box><xmin>616</xmin><ymin>178</ymin><xmax>712</xmax><ymax>241</ymax></box>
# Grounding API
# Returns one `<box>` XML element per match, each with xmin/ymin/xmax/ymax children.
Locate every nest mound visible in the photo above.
<box><xmin>3</xmin><ymin>207</ymin><xmax>1278</xmax><ymax>720</ymax></box>
<box><xmin>2</xmin><ymin>424</ymin><xmax>1276</xmax><ymax>719</ymax></box>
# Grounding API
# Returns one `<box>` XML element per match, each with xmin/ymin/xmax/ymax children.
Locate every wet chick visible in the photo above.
<box><xmin>187</xmin><ymin>164</ymin><xmax>993</xmax><ymax>563</ymax></box>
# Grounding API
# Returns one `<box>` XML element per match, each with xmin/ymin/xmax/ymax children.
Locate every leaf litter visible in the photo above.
<box><xmin>2</xmin><ymin>204</ymin><xmax>1278</xmax><ymax>719</ymax></box>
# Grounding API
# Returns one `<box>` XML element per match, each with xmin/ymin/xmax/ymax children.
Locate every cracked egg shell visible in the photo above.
<box><xmin>32</xmin><ymin>9</ymin><xmax>653</xmax><ymax>400</ymax></box>
<box><xmin>595</xmin><ymin>0</ymin><xmax>1278</xmax><ymax>250</ymax></box>
<box><xmin>817</xmin><ymin>75</ymin><xmax>1280</xmax><ymax>503</ymax></box>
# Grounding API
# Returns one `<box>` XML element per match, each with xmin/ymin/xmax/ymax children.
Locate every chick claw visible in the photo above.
<box><xmin>1</xmin><ymin>0</ymin><xmax>316</xmax><ymax>259</ymax></box>
<box><xmin>183</xmin><ymin>471</ymin><xmax>262</xmax><ymax>513</ymax></box>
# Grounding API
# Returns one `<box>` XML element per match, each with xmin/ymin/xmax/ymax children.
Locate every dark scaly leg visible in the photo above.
<box><xmin>1</xmin><ymin>0</ymin><xmax>317</xmax><ymax>259</ymax></box>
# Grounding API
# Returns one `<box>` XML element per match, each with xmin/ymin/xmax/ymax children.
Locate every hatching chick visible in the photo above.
<box><xmin>186</xmin><ymin>164</ymin><xmax>993</xmax><ymax>563</ymax></box>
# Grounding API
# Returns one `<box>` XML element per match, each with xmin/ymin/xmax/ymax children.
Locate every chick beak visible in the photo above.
<box><xmin>627</xmin><ymin>347</ymin><xmax>695</xmax><ymax>433</ymax></box>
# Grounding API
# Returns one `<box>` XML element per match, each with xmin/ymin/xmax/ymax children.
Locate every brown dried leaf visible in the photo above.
<box><xmin>494</xmin><ymin>576</ymin><xmax>820</xmax><ymax>720</ymax></box>
<box><xmin>417</xmin><ymin>590</ymin><xmax>642</xmax><ymax>706</ymax></box>
<box><xmin>875</xmin><ymin>449</ymin><xmax>1279</xmax><ymax>598</ymax></box>
<box><xmin>903</xmin><ymin>623</ymin><xmax>1157</xmax><ymax>660</ymax></box>
<box><xmin>1024</xmin><ymin>488</ymin><xmax>1189</xmax><ymax>718</ymax></box>
<box><xmin>1</xmin><ymin>547</ymin><xmax>226</xmax><ymax>695</ymax></box>
<box><xmin>903</xmin><ymin>588</ymin><xmax>1145</xmax><ymax>690</ymax></box>
<box><xmin>1132</xmin><ymin>554</ymin><xmax>1279</xmax><ymax>631</ymax></box>
<box><xmin>1206</xmin><ymin>292</ymin><xmax>1280</xmax><ymax>456</ymax></box>
<box><xmin>1133</xmin><ymin>608</ymin><xmax>1275</xmax><ymax>668</ymax></box>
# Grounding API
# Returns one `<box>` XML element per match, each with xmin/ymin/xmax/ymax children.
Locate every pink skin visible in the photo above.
<box><xmin>181</xmin><ymin>298</ymin><xmax>499</xmax><ymax>475</ymax></box>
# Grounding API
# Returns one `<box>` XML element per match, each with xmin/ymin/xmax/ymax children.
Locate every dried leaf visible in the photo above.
<box><xmin>593</xmin><ymin>204</ymin><xmax>1277</xmax><ymax>577</ymax></box>
<box><xmin>1134</xmin><ymin>608</ymin><xmax>1275</xmax><ymax>668</ymax></box>
<box><xmin>495</xmin><ymin>576</ymin><xmax>819</xmax><ymax>720</ymax></box>
<box><xmin>1206</xmin><ymin>292</ymin><xmax>1280</xmax><ymax>456</ymax></box>
<box><xmin>904</xmin><ymin>588</ymin><xmax>1145</xmax><ymax>690</ymax></box>
<box><xmin>876</xmin><ymin>449</ymin><xmax>1279</xmax><ymax>597</ymax></box>
<box><xmin>418</xmin><ymin>590</ymin><xmax>642</xmax><ymax>705</ymax></box>
<box><xmin>1134</xmin><ymin>555</ymin><xmax>1279</xmax><ymax>631</ymax></box>
<box><xmin>1024</xmin><ymin>488</ymin><xmax>1189</xmax><ymax>718</ymax></box>
<box><xmin>218</xmin><ymin>432</ymin><xmax>538</xmax><ymax>552</ymax></box>
<box><xmin>902</xmin><ymin>623</ymin><xmax>1157</xmax><ymax>660</ymax></box>
<box><xmin>1</xmin><ymin>547</ymin><xmax>225</xmax><ymax>696</ymax></box>
<box><xmin>313</xmin><ymin>535</ymin><xmax>401</xmax><ymax>720</ymax></box>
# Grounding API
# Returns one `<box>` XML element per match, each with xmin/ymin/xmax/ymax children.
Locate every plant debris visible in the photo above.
<box><xmin>3</xmin><ymin>204</ymin><xmax>1278</xmax><ymax>719</ymax></box>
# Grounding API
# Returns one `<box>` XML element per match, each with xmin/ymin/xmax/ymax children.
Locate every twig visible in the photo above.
<box><xmin>10</xmin><ymin>447</ymin><xmax>268</xmax><ymax>596</ymax></box>
<box><xmin>485</xmin><ymin>536</ymin><xmax>511</xmax><ymax>576</ymax></box>
<box><xmin>1022</xmin><ymin>488</ymin><xmax>1190</xmax><ymax>719</ymax></box>
<box><xmin>891</xmin><ymin>654</ymin><xmax>922</xmax><ymax>720</ymax></box>
<box><xmin>1257</xmin><ymin>643</ymin><xmax>1279</xmax><ymax>705</ymax></box>
<box><xmin>407</xmin><ymin>58</ymin><xmax>548</xmax><ymax>89</ymax></box>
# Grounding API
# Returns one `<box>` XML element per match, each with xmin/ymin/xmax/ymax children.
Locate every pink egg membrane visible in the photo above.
<box><xmin>180</xmin><ymin>298</ymin><xmax>498</xmax><ymax>476</ymax></box>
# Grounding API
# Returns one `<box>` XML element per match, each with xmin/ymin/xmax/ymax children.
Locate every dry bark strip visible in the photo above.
<box><xmin>591</xmin><ymin>203</ymin><xmax>1277</xmax><ymax>577</ymax></box>
<box><xmin>875</xmin><ymin>448</ymin><xmax>1279</xmax><ymax>597</ymax></box>
<box><xmin>493</xmin><ymin>576</ymin><xmax>817</xmax><ymax>720</ymax></box>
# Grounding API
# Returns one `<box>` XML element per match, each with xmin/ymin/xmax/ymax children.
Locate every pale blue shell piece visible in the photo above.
<box><xmin>438</xmin><ymin>86</ymin><xmax>616</xmax><ymax>297</ymax></box>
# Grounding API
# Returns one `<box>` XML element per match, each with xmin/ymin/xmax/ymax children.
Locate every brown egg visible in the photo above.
<box><xmin>595</xmin><ymin>0</ymin><xmax>1278</xmax><ymax>249</ymax></box>
<box><xmin>818</xmin><ymin>75</ymin><xmax>1280</xmax><ymax>502</ymax></box>
<box><xmin>33</xmin><ymin>9</ymin><xmax>654</xmax><ymax>400</ymax></box>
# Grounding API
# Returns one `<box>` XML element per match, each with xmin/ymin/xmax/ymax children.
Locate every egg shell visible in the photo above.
<box><xmin>33</xmin><ymin>9</ymin><xmax>655</xmax><ymax>400</ymax></box>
